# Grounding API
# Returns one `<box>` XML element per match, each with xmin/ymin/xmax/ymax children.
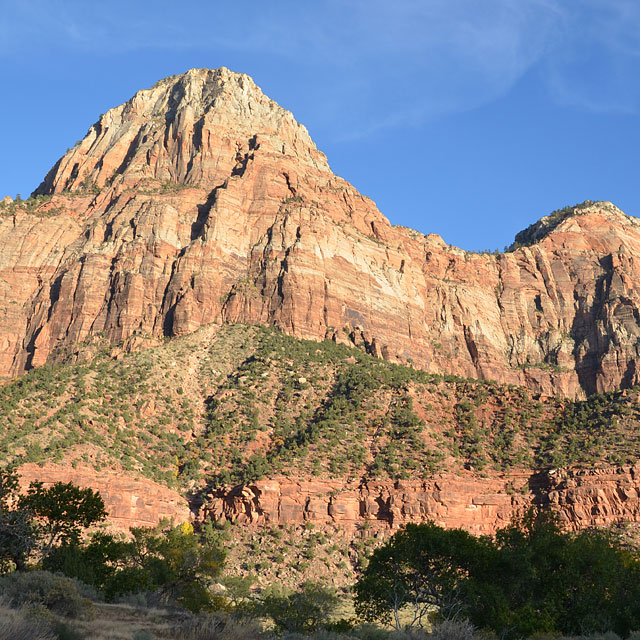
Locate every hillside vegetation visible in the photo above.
<box><xmin>0</xmin><ymin>324</ymin><xmax>639</xmax><ymax>493</ymax></box>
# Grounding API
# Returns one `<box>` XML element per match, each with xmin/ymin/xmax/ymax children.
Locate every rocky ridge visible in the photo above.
<box><xmin>1</xmin><ymin>69</ymin><xmax>640</xmax><ymax>398</ymax></box>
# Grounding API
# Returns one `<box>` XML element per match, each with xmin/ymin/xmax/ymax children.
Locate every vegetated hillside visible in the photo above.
<box><xmin>1</xmin><ymin>323</ymin><xmax>639</xmax><ymax>493</ymax></box>
<box><xmin>3</xmin><ymin>323</ymin><xmax>640</xmax><ymax>589</ymax></box>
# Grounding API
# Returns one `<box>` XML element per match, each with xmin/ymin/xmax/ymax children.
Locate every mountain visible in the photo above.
<box><xmin>2</xmin><ymin>69</ymin><xmax>640</xmax><ymax>398</ymax></box>
<box><xmin>2</xmin><ymin>68</ymin><xmax>640</xmax><ymax>587</ymax></box>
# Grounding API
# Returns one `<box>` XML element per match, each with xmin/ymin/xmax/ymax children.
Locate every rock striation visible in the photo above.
<box><xmin>203</xmin><ymin>465</ymin><xmax>640</xmax><ymax>535</ymax></box>
<box><xmin>2</xmin><ymin>68</ymin><xmax>640</xmax><ymax>399</ymax></box>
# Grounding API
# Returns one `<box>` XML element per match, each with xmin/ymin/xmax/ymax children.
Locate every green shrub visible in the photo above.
<box><xmin>50</xmin><ymin>620</ymin><xmax>85</xmax><ymax>640</ymax></box>
<box><xmin>0</xmin><ymin>570</ymin><xmax>95</xmax><ymax>618</ymax></box>
<box><xmin>259</xmin><ymin>581</ymin><xmax>339</xmax><ymax>634</ymax></box>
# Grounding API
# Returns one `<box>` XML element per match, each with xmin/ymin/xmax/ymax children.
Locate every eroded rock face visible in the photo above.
<box><xmin>2</xmin><ymin>69</ymin><xmax>640</xmax><ymax>398</ymax></box>
<box><xmin>14</xmin><ymin>462</ymin><xmax>640</xmax><ymax>538</ymax></box>
<box><xmin>203</xmin><ymin>465</ymin><xmax>640</xmax><ymax>535</ymax></box>
<box><xmin>18</xmin><ymin>464</ymin><xmax>191</xmax><ymax>532</ymax></box>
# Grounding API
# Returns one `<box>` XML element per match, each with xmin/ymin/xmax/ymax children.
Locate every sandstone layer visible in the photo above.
<box><xmin>18</xmin><ymin>463</ymin><xmax>191</xmax><ymax>532</ymax></box>
<box><xmin>2</xmin><ymin>68</ymin><xmax>640</xmax><ymax>397</ymax></box>
<box><xmin>204</xmin><ymin>465</ymin><xmax>640</xmax><ymax>535</ymax></box>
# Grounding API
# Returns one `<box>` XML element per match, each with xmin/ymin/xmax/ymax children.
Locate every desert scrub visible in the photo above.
<box><xmin>0</xmin><ymin>571</ymin><xmax>96</xmax><ymax>618</ymax></box>
<box><xmin>1</xmin><ymin>323</ymin><xmax>639</xmax><ymax>495</ymax></box>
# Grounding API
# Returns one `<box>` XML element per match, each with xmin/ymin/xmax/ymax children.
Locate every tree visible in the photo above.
<box><xmin>354</xmin><ymin>522</ymin><xmax>490</xmax><ymax>630</ymax></box>
<box><xmin>106</xmin><ymin>521</ymin><xmax>227</xmax><ymax>611</ymax></box>
<box><xmin>0</xmin><ymin>469</ymin><xmax>36</xmax><ymax>571</ymax></box>
<box><xmin>44</xmin><ymin>519</ymin><xmax>228</xmax><ymax>612</ymax></box>
<box><xmin>478</xmin><ymin>511</ymin><xmax>640</xmax><ymax>638</ymax></box>
<box><xmin>43</xmin><ymin>531</ymin><xmax>129</xmax><ymax>592</ymax></box>
<box><xmin>260</xmin><ymin>580</ymin><xmax>339</xmax><ymax>634</ymax></box>
<box><xmin>221</xmin><ymin>574</ymin><xmax>255</xmax><ymax>609</ymax></box>
<box><xmin>0</xmin><ymin>472</ymin><xmax>107</xmax><ymax>571</ymax></box>
<box><xmin>354</xmin><ymin>510</ymin><xmax>640</xmax><ymax>639</ymax></box>
<box><xmin>18</xmin><ymin>481</ymin><xmax>106</xmax><ymax>558</ymax></box>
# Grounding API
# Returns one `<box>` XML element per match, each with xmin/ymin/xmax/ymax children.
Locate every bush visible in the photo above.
<box><xmin>0</xmin><ymin>570</ymin><xmax>95</xmax><ymax>618</ymax></box>
<box><xmin>572</xmin><ymin>634</ymin><xmax>621</xmax><ymax>640</ymax></box>
<box><xmin>430</xmin><ymin>619</ymin><xmax>477</xmax><ymax>640</ymax></box>
<box><xmin>45</xmin><ymin>522</ymin><xmax>227</xmax><ymax>613</ymax></box>
<box><xmin>260</xmin><ymin>581</ymin><xmax>339</xmax><ymax>634</ymax></box>
<box><xmin>105</xmin><ymin>522</ymin><xmax>227</xmax><ymax>612</ymax></box>
<box><xmin>50</xmin><ymin>621</ymin><xmax>85</xmax><ymax>640</ymax></box>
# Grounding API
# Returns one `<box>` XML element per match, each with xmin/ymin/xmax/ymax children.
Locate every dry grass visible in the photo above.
<box><xmin>0</xmin><ymin>601</ymin><xmax>56</xmax><ymax>640</ymax></box>
<box><xmin>69</xmin><ymin>602</ymin><xmax>179</xmax><ymax>639</ymax></box>
<box><xmin>70</xmin><ymin>604</ymin><xmax>268</xmax><ymax>639</ymax></box>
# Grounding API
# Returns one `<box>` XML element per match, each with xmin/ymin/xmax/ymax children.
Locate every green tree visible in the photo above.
<box><xmin>107</xmin><ymin>521</ymin><xmax>227</xmax><ymax>612</ymax></box>
<box><xmin>43</xmin><ymin>531</ymin><xmax>128</xmax><ymax>591</ymax></box>
<box><xmin>354</xmin><ymin>522</ymin><xmax>490</xmax><ymax>629</ymax></box>
<box><xmin>0</xmin><ymin>471</ymin><xmax>107</xmax><ymax>571</ymax></box>
<box><xmin>475</xmin><ymin>510</ymin><xmax>640</xmax><ymax>638</ymax></box>
<box><xmin>0</xmin><ymin>469</ymin><xmax>36</xmax><ymax>571</ymax></box>
<box><xmin>260</xmin><ymin>580</ymin><xmax>339</xmax><ymax>634</ymax></box>
<box><xmin>18</xmin><ymin>480</ymin><xmax>106</xmax><ymax>558</ymax></box>
<box><xmin>221</xmin><ymin>574</ymin><xmax>255</xmax><ymax>609</ymax></box>
<box><xmin>354</xmin><ymin>510</ymin><xmax>640</xmax><ymax>638</ymax></box>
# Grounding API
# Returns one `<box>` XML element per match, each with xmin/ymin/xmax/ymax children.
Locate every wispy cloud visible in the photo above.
<box><xmin>540</xmin><ymin>0</ymin><xmax>640</xmax><ymax>114</ymax></box>
<box><xmin>2</xmin><ymin>0</ymin><xmax>638</xmax><ymax>136</ymax></box>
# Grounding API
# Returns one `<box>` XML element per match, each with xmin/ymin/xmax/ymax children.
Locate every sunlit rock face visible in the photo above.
<box><xmin>203</xmin><ymin>465</ymin><xmax>640</xmax><ymax>534</ymax></box>
<box><xmin>2</xmin><ymin>68</ymin><xmax>640</xmax><ymax>398</ymax></box>
<box><xmin>18</xmin><ymin>463</ymin><xmax>191</xmax><ymax>532</ymax></box>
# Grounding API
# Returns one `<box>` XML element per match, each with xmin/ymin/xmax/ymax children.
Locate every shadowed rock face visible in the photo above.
<box><xmin>2</xmin><ymin>68</ymin><xmax>640</xmax><ymax>398</ymax></box>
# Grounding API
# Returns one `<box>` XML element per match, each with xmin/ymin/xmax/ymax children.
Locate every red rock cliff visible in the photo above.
<box><xmin>18</xmin><ymin>463</ymin><xmax>191</xmax><ymax>532</ymax></box>
<box><xmin>2</xmin><ymin>68</ymin><xmax>640</xmax><ymax>398</ymax></box>
<box><xmin>203</xmin><ymin>465</ymin><xmax>640</xmax><ymax>535</ymax></box>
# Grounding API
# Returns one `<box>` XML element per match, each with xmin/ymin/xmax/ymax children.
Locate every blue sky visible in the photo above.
<box><xmin>1</xmin><ymin>0</ymin><xmax>639</xmax><ymax>251</ymax></box>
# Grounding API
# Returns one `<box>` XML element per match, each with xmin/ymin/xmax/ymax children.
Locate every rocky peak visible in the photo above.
<box><xmin>34</xmin><ymin>67</ymin><xmax>329</xmax><ymax>196</ymax></box>
<box><xmin>3</xmin><ymin>69</ymin><xmax>640</xmax><ymax>398</ymax></box>
<box><xmin>509</xmin><ymin>201</ymin><xmax>637</xmax><ymax>250</ymax></box>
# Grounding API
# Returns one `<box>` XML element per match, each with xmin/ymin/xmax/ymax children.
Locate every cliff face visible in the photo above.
<box><xmin>204</xmin><ymin>465</ymin><xmax>640</xmax><ymax>535</ymax></box>
<box><xmin>18</xmin><ymin>464</ymin><xmax>191</xmax><ymax>532</ymax></box>
<box><xmin>2</xmin><ymin>68</ymin><xmax>640</xmax><ymax>398</ymax></box>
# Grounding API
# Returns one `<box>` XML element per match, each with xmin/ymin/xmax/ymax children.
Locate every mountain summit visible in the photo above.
<box><xmin>1</xmin><ymin>68</ymin><xmax>640</xmax><ymax>397</ymax></box>
<box><xmin>35</xmin><ymin>68</ymin><xmax>329</xmax><ymax>196</ymax></box>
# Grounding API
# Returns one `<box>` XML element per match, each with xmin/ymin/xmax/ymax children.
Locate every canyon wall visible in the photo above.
<box><xmin>2</xmin><ymin>67</ymin><xmax>640</xmax><ymax>543</ymax></box>
<box><xmin>1</xmin><ymin>69</ymin><xmax>640</xmax><ymax>397</ymax></box>
<box><xmin>13</xmin><ymin>462</ymin><xmax>640</xmax><ymax>538</ymax></box>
